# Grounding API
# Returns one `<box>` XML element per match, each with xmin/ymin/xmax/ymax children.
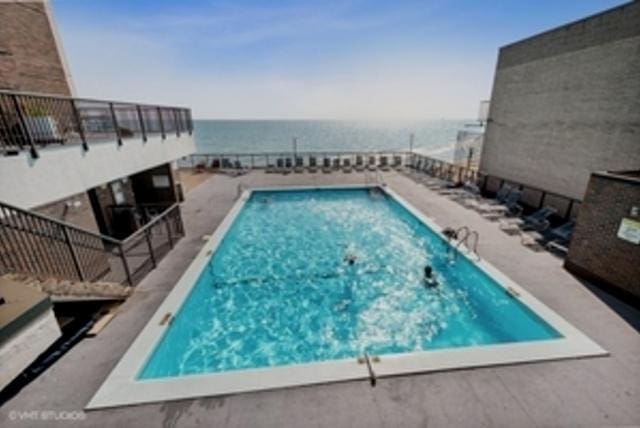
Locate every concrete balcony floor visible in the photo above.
<box><xmin>1</xmin><ymin>170</ymin><xmax>639</xmax><ymax>427</ymax></box>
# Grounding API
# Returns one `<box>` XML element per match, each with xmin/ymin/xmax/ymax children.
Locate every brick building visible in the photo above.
<box><xmin>480</xmin><ymin>1</ymin><xmax>640</xmax><ymax>202</ymax></box>
<box><xmin>566</xmin><ymin>171</ymin><xmax>640</xmax><ymax>303</ymax></box>
<box><xmin>0</xmin><ymin>0</ymin><xmax>74</xmax><ymax>95</ymax></box>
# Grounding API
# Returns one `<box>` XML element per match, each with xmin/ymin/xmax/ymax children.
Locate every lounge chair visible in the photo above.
<box><xmin>307</xmin><ymin>156</ymin><xmax>318</xmax><ymax>173</ymax></box>
<box><xmin>479</xmin><ymin>190</ymin><xmax>523</xmax><ymax>219</ymax></box>
<box><xmin>544</xmin><ymin>220</ymin><xmax>576</xmax><ymax>254</ymax></box>
<box><xmin>294</xmin><ymin>157</ymin><xmax>304</xmax><ymax>173</ymax></box>
<box><xmin>210</xmin><ymin>158</ymin><xmax>221</xmax><ymax>169</ymax></box>
<box><xmin>274</xmin><ymin>158</ymin><xmax>285</xmax><ymax>174</ymax></box>
<box><xmin>221</xmin><ymin>158</ymin><xmax>233</xmax><ymax>170</ymax></box>
<box><xmin>379</xmin><ymin>156</ymin><xmax>391</xmax><ymax>172</ymax></box>
<box><xmin>392</xmin><ymin>155</ymin><xmax>403</xmax><ymax>171</ymax></box>
<box><xmin>322</xmin><ymin>157</ymin><xmax>332</xmax><ymax>173</ymax></box>
<box><xmin>266</xmin><ymin>160</ymin><xmax>276</xmax><ymax>173</ymax></box>
<box><xmin>283</xmin><ymin>158</ymin><xmax>293</xmax><ymax>174</ymax></box>
<box><xmin>233</xmin><ymin>160</ymin><xmax>249</xmax><ymax>176</ymax></box>
<box><xmin>332</xmin><ymin>158</ymin><xmax>341</xmax><ymax>171</ymax></box>
<box><xmin>342</xmin><ymin>158</ymin><xmax>352</xmax><ymax>173</ymax></box>
<box><xmin>354</xmin><ymin>155</ymin><xmax>365</xmax><ymax>172</ymax></box>
<box><xmin>520</xmin><ymin>220</ymin><xmax>575</xmax><ymax>252</ymax></box>
<box><xmin>465</xmin><ymin>184</ymin><xmax>511</xmax><ymax>210</ymax></box>
<box><xmin>367</xmin><ymin>156</ymin><xmax>377</xmax><ymax>171</ymax></box>
<box><xmin>499</xmin><ymin>206</ymin><xmax>557</xmax><ymax>235</ymax></box>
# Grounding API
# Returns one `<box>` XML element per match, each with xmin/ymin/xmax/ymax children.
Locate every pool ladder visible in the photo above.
<box><xmin>364</xmin><ymin>169</ymin><xmax>385</xmax><ymax>187</ymax></box>
<box><xmin>447</xmin><ymin>226</ymin><xmax>480</xmax><ymax>262</ymax></box>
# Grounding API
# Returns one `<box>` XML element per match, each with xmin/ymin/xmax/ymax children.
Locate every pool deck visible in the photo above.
<box><xmin>2</xmin><ymin>170</ymin><xmax>639</xmax><ymax>427</ymax></box>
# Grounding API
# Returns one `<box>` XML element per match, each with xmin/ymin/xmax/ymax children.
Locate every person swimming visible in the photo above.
<box><xmin>344</xmin><ymin>253</ymin><xmax>357</xmax><ymax>265</ymax></box>
<box><xmin>423</xmin><ymin>265</ymin><xmax>438</xmax><ymax>288</ymax></box>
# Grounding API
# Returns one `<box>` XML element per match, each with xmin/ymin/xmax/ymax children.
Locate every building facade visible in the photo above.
<box><xmin>565</xmin><ymin>171</ymin><xmax>640</xmax><ymax>304</ymax></box>
<box><xmin>0</xmin><ymin>0</ymin><xmax>74</xmax><ymax>95</ymax></box>
<box><xmin>480</xmin><ymin>1</ymin><xmax>640</xmax><ymax>202</ymax></box>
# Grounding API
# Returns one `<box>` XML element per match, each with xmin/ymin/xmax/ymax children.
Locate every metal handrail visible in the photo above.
<box><xmin>121</xmin><ymin>203</ymin><xmax>181</xmax><ymax>244</ymax></box>
<box><xmin>0</xmin><ymin>199</ymin><xmax>184</xmax><ymax>286</ymax></box>
<box><xmin>0</xmin><ymin>90</ymin><xmax>193</xmax><ymax>158</ymax></box>
<box><xmin>0</xmin><ymin>89</ymin><xmax>190</xmax><ymax>111</ymax></box>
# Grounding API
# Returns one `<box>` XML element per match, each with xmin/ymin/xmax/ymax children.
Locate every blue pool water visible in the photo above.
<box><xmin>139</xmin><ymin>188</ymin><xmax>561</xmax><ymax>379</ymax></box>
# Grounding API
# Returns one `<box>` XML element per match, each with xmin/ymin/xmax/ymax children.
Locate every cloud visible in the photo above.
<box><xmin>55</xmin><ymin>1</ymin><xmax>493</xmax><ymax>119</ymax></box>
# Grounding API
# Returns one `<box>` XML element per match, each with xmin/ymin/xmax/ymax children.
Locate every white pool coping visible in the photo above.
<box><xmin>87</xmin><ymin>184</ymin><xmax>607</xmax><ymax>409</ymax></box>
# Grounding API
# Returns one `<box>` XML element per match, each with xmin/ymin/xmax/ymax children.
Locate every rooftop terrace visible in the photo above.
<box><xmin>1</xmin><ymin>169</ymin><xmax>638</xmax><ymax>427</ymax></box>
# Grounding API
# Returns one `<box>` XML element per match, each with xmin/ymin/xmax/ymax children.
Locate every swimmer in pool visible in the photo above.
<box><xmin>423</xmin><ymin>265</ymin><xmax>438</xmax><ymax>288</ymax></box>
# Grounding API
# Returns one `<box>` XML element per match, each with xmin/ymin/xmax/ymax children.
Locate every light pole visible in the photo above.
<box><xmin>293</xmin><ymin>136</ymin><xmax>298</xmax><ymax>159</ymax></box>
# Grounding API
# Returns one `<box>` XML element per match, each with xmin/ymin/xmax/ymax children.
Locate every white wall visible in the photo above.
<box><xmin>0</xmin><ymin>310</ymin><xmax>61</xmax><ymax>391</ymax></box>
<box><xmin>0</xmin><ymin>134</ymin><xmax>195</xmax><ymax>209</ymax></box>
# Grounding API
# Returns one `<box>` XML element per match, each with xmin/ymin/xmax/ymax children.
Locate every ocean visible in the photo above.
<box><xmin>193</xmin><ymin>119</ymin><xmax>473</xmax><ymax>161</ymax></box>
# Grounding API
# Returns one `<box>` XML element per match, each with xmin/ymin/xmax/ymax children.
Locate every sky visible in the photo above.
<box><xmin>52</xmin><ymin>0</ymin><xmax>627</xmax><ymax>120</ymax></box>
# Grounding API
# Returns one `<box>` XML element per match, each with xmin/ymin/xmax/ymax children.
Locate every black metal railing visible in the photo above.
<box><xmin>0</xmin><ymin>90</ymin><xmax>192</xmax><ymax>158</ymax></box>
<box><xmin>184</xmin><ymin>150</ymin><xmax>416</xmax><ymax>170</ymax></box>
<box><xmin>0</xmin><ymin>201</ymin><xmax>184</xmax><ymax>286</ymax></box>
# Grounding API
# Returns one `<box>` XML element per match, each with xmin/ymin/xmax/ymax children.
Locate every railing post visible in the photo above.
<box><xmin>71</xmin><ymin>99</ymin><xmax>88</xmax><ymax>151</ymax></box>
<box><xmin>165</xmin><ymin>215</ymin><xmax>173</xmax><ymax>249</ymax></box>
<box><xmin>0</xmin><ymin>97</ymin><xmax>18</xmax><ymax>150</ymax></box>
<box><xmin>146</xmin><ymin>228</ymin><xmax>157</xmax><ymax>268</ymax></box>
<box><xmin>187</xmin><ymin>109</ymin><xmax>193</xmax><ymax>135</ymax></box>
<box><xmin>109</xmin><ymin>102</ymin><xmax>122</xmax><ymax>146</ymax></box>
<box><xmin>157</xmin><ymin>107</ymin><xmax>166</xmax><ymax>140</ymax></box>
<box><xmin>118</xmin><ymin>243</ymin><xmax>133</xmax><ymax>286</ymax></box>
<box><xmin>61</xmin><ymin>226</ymin><xmax>86</xmax><ymax>281</ymax></box>
<box><xmin>11</xmin><ymin>94</ymin><xmax>38</xmax><ymax>158</ymax></box>
<box><xmin>137</xmin><ymin>105</ymin><xmax>147</xmax><ymax>142</ymax></box>
<box><xmin>173</xmin><ymin>108</ymin><xmax>181</xmax><ymax>138</ymax></box>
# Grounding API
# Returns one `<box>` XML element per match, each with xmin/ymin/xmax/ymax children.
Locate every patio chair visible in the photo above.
<box><xmin>342</xmin><ymin>158</ymin><xmax>352</xmax><ymax>173</ymax></box>
<box><xmin>274</xmin><ymin>158</ymin><xmax>285</xmax><ymax>174</ymax></box>
<box><xmin>307</xmin><ymin>156</ymin><xmax>318</xmax><ymax>173</ymax></box>
<box><xmin>322</xmin><ymin>157</ymin><xmax>332</xmax><ymax>173</ymax></box>
<box><xmin>367</xmin><ymin>156</ymin><xmax>377</xmax><ymax>171</ymax></box>
<box><xmin>520</xmin><ymin>219</ymin><xmax>575</xmax><ymax>253</ymax></box>
<box><xmin>283</xmin><ymin>158</ymin><xmax>293</xmax><ymax>174</ymax></box>
<box><xmin>332</xmin><ymin>158</ymin><xmax>341</xmax><ymax>171</ymax></box>
<box><xmin>392</xmin><ymin>155</ymin><xmax>403</xmax><ymax>171</ymax></box>
<box><xmin>544</xmin><ymin>220</ymin><xmax>576</xmax><ymax>254</ymax></box>
<box><xmin>221</xmin><ymin>158</ymin><xmax>233</xmax><ymax>169</ymax></box>
<box><xmin>266</xmin><ymin>159</ymin><xmax>276</xmax><ymax>173</ymax></box>
<box><xmin>210</xmin><ymin>158</ymin><xmax>221</xmax><ymax>169</ymax></box>
<box><xmin>354</xmin><ymin>155</ymin><xmax>365</xmax><ymax>172</ymax></box>
<box><xmin>294</xmin><ymin>157</ymin><xmax>305</xmax><ymax>173</ymax></box>
<box><xmin>499</xmin><ymin>206</ymin><xmax>557</xmax><ymax>235</ymax></box>
<box><xmin>379</xmin><ymin>156</ymin><xmax>391</xmax><ymax>172</ymax></box>
<box><xmin>233</xmin><ymin>160</ymin><xmax>249</xmax><ymax>176</ymax></box>
<box><xmin>478</xmin><ymin>190</ymin><xmax>523</xmax><ymax>219</ymax></box>
<box><xmin>465</xmin><ymin>184</ymin><xmax>511</xmax><ymax>210</ymax></box>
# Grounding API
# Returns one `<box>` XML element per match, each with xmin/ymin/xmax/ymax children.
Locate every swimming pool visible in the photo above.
<box><xmin>88</xmin><ymin>185</ymin><xmax>605</xmax><ymax>408</ymax></box>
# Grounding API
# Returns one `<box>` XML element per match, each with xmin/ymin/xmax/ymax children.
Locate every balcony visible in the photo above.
<box><xmin>0</xmin><ymin>90</ymin><xmax>193</xmax><ymax>158</ymax></box>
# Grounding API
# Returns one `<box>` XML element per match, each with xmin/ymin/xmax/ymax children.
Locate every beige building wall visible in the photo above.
<box><xmin>0</xmin><ymin>0</ymin><xmax>73</xmax><ymax>95</ymax></box>
<box><xmin>480</xmin><ymin>2</ymin><xmax>640</xmax><ymax>201</ymax></box>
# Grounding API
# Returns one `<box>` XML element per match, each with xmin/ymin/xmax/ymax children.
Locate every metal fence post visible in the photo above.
<box><xmin>109</xmin><ymin>102</ymin><xmax>122</xmax><ymax>146</ymax></box>
<box><xmin>119</xmin><ymin>243</ymin><xmax>133</xmax><ymax>286</ymax></box>
<box><xmin>165</xmin><ymin>215</ymin><xmax>173</xmax><ymax>249</ymax></box>
<box><xmin>61</xmin><ymin>226</ymin><xmax>85</xmax><ymax>281</ymax></box>
<box><xmin>146</xmin><ymin>228</ymin><xmax>157</xmax><ymax>268</ymax></box>
<box><xmin>137</xmin><ymin>105</ymin><xmax>147</xmax><ymax>142</ymax></box>
<box><xmin>157</xmin><ymin>107</ymin><xmax>166</xmax><ymax>140</ymax></box>
<box><xmin>11</xmin><ymin>94</ymin><xmax>38</xmax><ymax>158</ymax></box>
<box><xmin>71</xmin><ymin>99</ymin><xmax>88</xmax><ymax>151</ymax></box>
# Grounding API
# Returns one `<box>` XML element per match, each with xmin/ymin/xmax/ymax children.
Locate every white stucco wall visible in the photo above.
<box><xmin>0</xmin><ymin>134</ymin><xmax>195</xmax><ymax>209</ymax></box>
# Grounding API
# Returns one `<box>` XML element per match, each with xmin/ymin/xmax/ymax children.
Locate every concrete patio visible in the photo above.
<box><xmin>1</xmin><ymin>169</ymin><xmax>639</xmax><ymax>427</ymax></box>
